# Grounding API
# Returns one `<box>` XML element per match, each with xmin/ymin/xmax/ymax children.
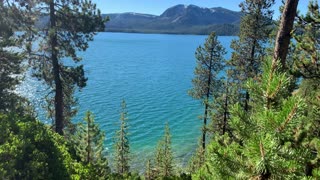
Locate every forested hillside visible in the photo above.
<box><xmin>1</xmin><ymin>0</ymin><xmax>319</xmax><ymax>179</ymax></box>
<box><xmin>105</xmin><ymin>5</ymin><xmax>241</xmax><ymax>35</ymax></box>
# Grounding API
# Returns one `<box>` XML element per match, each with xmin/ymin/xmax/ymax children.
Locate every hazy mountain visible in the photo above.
<box><xmin>104</xmin><ymin>4</ymin><xmax>242</xmax><ymax>35</ymax></box>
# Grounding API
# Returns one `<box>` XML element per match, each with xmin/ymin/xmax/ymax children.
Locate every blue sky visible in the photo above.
<box><xmin>93</xmin><ymin>0</ymin><xmax>313</xmax><ymax>19</ymax></box>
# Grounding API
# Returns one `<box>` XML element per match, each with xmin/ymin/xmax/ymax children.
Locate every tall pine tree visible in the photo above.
<box><xmin>30</xmin><ymin>0</ymin><xmax>106</xmax><ymax>135</ymax></box>
<box><xmin>189</xmin><ymin>32</ymin><xmax>226</xmax><ymax>149</ymax></box>
<box><xmin>114</xmin><ymin>100</ymin><xmax>130</xmax><ymax>175</ymax></box>
<box><xmin>73</xmin><ymin>111</ymin><xmax>110</xmax><ymax>179</ymax></box>
<box><xmin>0</xmin><ymin>1</ymin><xmax>30</xmax><ymax>113</ymax></box>
<box><xmin>228</xmin><ymin>0</ymin><xmax>274</xmax><ymax>111</ymax></box>
<box><xmin>153</xmin><ymin>122</ymin><xmax>174</xmax><ymax>178</ymax></box>
<box><xmin>293</xmin><ymin>1</ymin><xmax>320</xmax><ymax>176</ymax></box>
<box><xmin>188</xmin><ymin>138</ymin><xmax>205</xmax><ymax>173</ymax></box>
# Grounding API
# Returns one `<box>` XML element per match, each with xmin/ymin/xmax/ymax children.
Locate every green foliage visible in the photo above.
<box><xmin>194</xmin><ymin>58</ymin><xmax>309</xmax><ymax>179</ymax></box>
<box><xmin>0</xmin><ymin>113</ymin><xmax>88</xmax><ymax>179</ymax></box>
<box><xmin>162</xmin><ymin>123</ymin><xmax>174</xmax><ymax>177</ymax></box>
<box><xmin>2</xmin><ymin>0</ymin><xmax>320</xmax><ymax>179</ymax></box>
<box><xmin>29</xmin><ymin>0</ymin><xmax>107</xmax><ymax>133</ymax></box>
<box><xmin>153</xmin><ymin>123</ymin><xmax>174</xmax><ymax>178</ymax></box>
<box><xmin>209</xmin><ymin>76</ymin><xmax>235</xmax><ymax>136</ymax></box>
<box><xmin>293</xmin><ymin>0</ymin><xmax>320</xmax><ymax>79</ymax></box>
<box><xmin>188</xmin><ymin>139</ymin><xmax>205</xmax><ymax>173</ymax></box>
<box><xmin>114</xmin><ymin>100</ymin><xmax>130</xmax><ymax>175</ymax></box>
<box><xmin>0</xmin><ymin>48</ymin><xmax>25</xmax><ymax>112</ymax></box>
<box><xmin>291</xmin><ymin>1</ymin><xmax>320</xmax><ymax>176</ymax></box>
<box><xmin>0</xmin><ymin>1</ymin><xmax>28</xmax><ymax>113</ymax></box>
<box><xmin>106</xmin><ymin>24</ymin><xmax>240</xmax><ymax>36</ymax></box>
<box><xmin>296</xmin><ymin>79</ymin><xmax>320</xmax><ymax>177</ymax></box>
<box><xmin>145</xmin><ymin>159</ymin><xmax>155</xmax><ymax>180</ymax></box>
<box><xmin>228</xmin><ymin>0</ymin><xmax>275</xmax><ymax>110</ymax></box>
<box><xmin>189</xmin><ymin>32</ymin><xmax>226</xmax><ymax>100</ymax></box>
<box><xmin>72</xmin><ymin>111</ymin><xmax>110</xmax><ymax>179</ymax></box>
<box><xmin>108</xmin><ymin>172</ymin><xmax>141</xmax><ymax>180</ymax></box>
<box><xmin>189</xmin><ymin>32</ymin><xmax>226</xmax><ymax>149</ymax></box>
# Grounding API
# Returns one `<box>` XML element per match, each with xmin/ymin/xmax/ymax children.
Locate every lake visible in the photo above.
<box><xmin>19</xmin><ymin>32</ymin><xmax>235</xmax><ymax>170</ymax></box>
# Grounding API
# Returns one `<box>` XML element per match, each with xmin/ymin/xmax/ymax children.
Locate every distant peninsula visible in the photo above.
<box><xmin>103</xmin><ymin>4</ymin><xmax>242</xmax><ymax>36</ymax></box>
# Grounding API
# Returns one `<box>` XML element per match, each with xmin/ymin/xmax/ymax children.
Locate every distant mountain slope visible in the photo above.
<box><xmin>104</xmin><ymin>4</ymin><xmax>241</xmax><ymax>35</ymax></box>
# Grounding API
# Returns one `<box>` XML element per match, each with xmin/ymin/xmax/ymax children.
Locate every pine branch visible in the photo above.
<box><xmin>277</xmin><ymin>103</ymin><xmax>298</xmax><ymax>132</ymax></box>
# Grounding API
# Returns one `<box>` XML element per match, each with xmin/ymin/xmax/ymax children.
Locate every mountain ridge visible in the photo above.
<box><xmin>104</xmin><ymin>4</ymin><xmax>241</xmax><ymax>35</ymax></box>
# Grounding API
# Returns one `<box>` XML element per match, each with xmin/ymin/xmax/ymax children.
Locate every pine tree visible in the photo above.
<box><xmin>228</xmin><ymin>0</ymin><xmax>274</xmax><ymax>111</ymax></box>
<box><xmin>30</xmin><ymin>0</ymin><xmax>106</xmax><ymax>135</ymax></box>
<box><xmin>114</xmin><ymin>100</ymin><xmax>130</xmax><ymax>175</ymax></box>
<box><xmin>295</xmin><ymin>79</ymin><xmax>320</xmax><ymax>177</ymax></box>
<box><xmin>294</xmin><ymin>0</ymin><xmax>320</xmax><ymax>79</ymax></box>
<box><xmin>194</xmin><ymin>58</ymin><xmax>308</xmax><ymax>179</ymax></box>
<box><xmin>292</xmin><ymin>1</ymin><xmax>320</xmax><ymax>176</ymax></box>
<box><xmin>144</xmin><ymin>159</ymin><xmax>156</xmax><ymax>180</ymax></box>
<box><xmin>193</xmin><ymin>2</ymin><xmax>320</xmax><ymax>178</ymax></box>
<box><xmin>189</xmin><ymin>32</ymin><xmax>226</xmax><ymax>149</ymax></box>
<box><xmin>0</xmin><ymin>1</ymin><xmax>28</xmax><ymax>113</ymax></box>
<box><xmin>154</xmin><ymin>137</ymin><xmax>164</xmax><ymax>177</ymax></box>
<box><xmin>209</xmin><ymin>76</ymin><xmax>234</xmax><ymax>136</ymax></box>
<box><xmin>154</xmin><ymin>122</ymin><xmax>174</xmax><ymax>178</ymax></box>
<box><xmin>188</xmin><ymin>139</ymin><xmax>205</xmax><ymax>173</ymax></box>
<box><xmin>162</xmin><ymin>123</ymin><xmax>173</xmax><ymax>177</ymax></box>
<box><xmin>73</xmin><ymin>111</ymin><xmax>110</xmax><ymax>179</ymax></box>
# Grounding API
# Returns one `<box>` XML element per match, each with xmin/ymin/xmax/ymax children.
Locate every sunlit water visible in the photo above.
<box><xmin>18</xmin><ymin>32</ymin><xmax>234</xmax><ymax>171</ymax></box>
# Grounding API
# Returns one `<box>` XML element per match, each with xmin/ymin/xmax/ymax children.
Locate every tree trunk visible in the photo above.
<box><xmin>222</xmin><ymin>82</ymin><xmax>229</xmax><ymax>135</ymax></box>
<box><xmin>86</xmin><ymin>118</ymin><xmax>91</xmax><ymax>164</ymax></box>
<box><xmin>244</xmin><ymin>91</ymin><xmax>250</xmax><ymax>112</ymax></box>
<box><xmin>202</xmin><ymin>102</ymin><xmax>209</xmax><ymax>149</ymax></box>
<box><xmin>250</xmin><ymin>39</ymin><xmax>257</xmax><ymax>76</ymax></box>
<box><xmin>121</xmin><ymin>129</ymin><xmax>124</xmax><ymax>174</ymax></box>
<box><xmin>244</xmin><ymin>38</ymin><xmax>257</xmax><ymax>112</ymax></box>
<box><xmin>273</xmin><ymin>0</ymin><xmax>299</xmax><ymax>69</ymax></box>
<box><xmin>202</xmin><ymin>48</ymin><xmax>214</xmax><ymax>149</ymax></box>
<box><xmin>50</xmin><ymin>0</ymin><xmax>64</xmax><ymax>135</ymax></box>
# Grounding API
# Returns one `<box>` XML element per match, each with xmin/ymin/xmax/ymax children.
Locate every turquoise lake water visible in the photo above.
<box><xmin>20</xmin><ymin>32</ymin><xmax>235</xmax><ymax>170</ymax></box>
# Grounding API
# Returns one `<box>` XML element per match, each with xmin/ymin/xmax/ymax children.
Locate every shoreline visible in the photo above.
<box><xmin>104</xmin><ymin>30</ymin><xmax>239</xmax><ymax>36</ymax></box>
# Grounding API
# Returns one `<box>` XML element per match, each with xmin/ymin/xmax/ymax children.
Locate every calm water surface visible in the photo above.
<box><xmin>20</xmin><ymin>32</ymin><xmax>235</xmax><ymax>169</ymax></box>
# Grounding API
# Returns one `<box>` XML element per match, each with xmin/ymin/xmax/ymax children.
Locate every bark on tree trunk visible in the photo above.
<box><xmin>244</xmin><ymin>39</ymin><xmax>257</xmax><ymax>112</ymax></box>
<box><xmin>202</xmin><ymin>48</ymin><xmax>214</xmax><ymax>150</ymax></box>
<box><xmin>50</xmin><ymin>0</ymin><xmax>64</xmax><ymax>135</ymax></box>
<box><xmin>202</xmin><ymin>102</ymin><xmax>209</xmax><ymax>149</ymax></box>
<box><xmin>222</xmin><ymin>82</ymin><xmax>229</xmax><ymax>135</ymax></box>
<box><xmin>87</xmin><ymin>118</ymin><xmax>91</xmax><ymax>164</ymax></box>
<box><xmin>244</xmin><ymin>91</ymin><xmax>250</xmax><ymax>112</ymax></box>
<box><xmin>273</xmin><ymin>0</ymin><xmax>299</xmax><ymax>69</ymax></box>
